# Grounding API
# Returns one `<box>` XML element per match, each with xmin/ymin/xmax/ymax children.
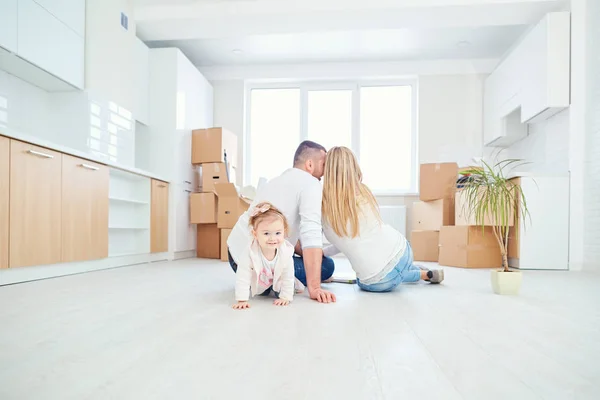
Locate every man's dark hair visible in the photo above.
<box><xmin>293</xmin><ymin>140</ymin><xmax>327</xmax><ymax>167</ymax></box>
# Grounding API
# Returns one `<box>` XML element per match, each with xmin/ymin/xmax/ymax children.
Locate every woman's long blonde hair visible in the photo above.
<box><xmin>322</xmin><ymin>146</ymin><xmax>381</xmax><ymax>238</ymax></box>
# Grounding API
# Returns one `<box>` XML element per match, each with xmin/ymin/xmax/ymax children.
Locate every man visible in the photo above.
<box><xmin>227</xmin><ymin>140</ymin><xmax>336</xmax><ymax>303</ymax></box>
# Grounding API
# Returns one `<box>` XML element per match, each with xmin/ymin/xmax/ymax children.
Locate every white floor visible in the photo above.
<box><xmin>0</xmin><ymin>259</ymin><xmax>599</xmax><ymax>400</ymax></box>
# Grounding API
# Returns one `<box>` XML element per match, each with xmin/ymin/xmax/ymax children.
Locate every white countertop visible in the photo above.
<box><xmin>0</xmin><ymin>129</ymin><xmax>169</xmax><ymax>182</ymax></box>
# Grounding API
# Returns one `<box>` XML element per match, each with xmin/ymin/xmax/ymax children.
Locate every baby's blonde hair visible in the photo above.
<box><xmin>248</xmin><ymin>202</ymin><xmax>289</xmax><ymax>235</ymax></box>
<box><xmin>322</xmin><ymin>146</ymin><xmax>381</xmax><ymax>238</ymax></box>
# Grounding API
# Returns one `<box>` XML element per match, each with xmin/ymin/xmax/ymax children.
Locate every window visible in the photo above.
<box><xmin>245</xmin><ymin>81</ymin><xmax>417</xmax><ymax>193</ymax></box>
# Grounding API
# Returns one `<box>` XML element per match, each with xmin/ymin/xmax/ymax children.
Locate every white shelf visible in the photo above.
<box><xmin>109</xmin><ymin>196</ymin><xmax>149</xmax><ymax>205</ymax></box>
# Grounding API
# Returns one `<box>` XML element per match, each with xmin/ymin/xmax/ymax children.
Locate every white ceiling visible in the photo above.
<box><xmin>147</xmin><ymin>26</ymin><xmax>527</xmax><ymax>66</ymax></box>
<box><xmin>135</xmin><ymin>0</ymin><xmax>567</xmax><ymax>67</ymax></box>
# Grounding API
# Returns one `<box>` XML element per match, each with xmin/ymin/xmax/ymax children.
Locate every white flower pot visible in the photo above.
<box><xmin>491</xmin><ymin>270</ymin><xmax>522</xmax><ymax>295</ymax></box>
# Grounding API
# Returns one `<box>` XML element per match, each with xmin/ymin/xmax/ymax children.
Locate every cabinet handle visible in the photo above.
<box><xmin>184</xmin><ymin>189</ymin><xmax>192</xmax><ymax>193</ymax></box>
<box><xmin>27</xmin><ymin>150</ymin><xmax>54</xmax><ymax>159</ymax></box>
<box><xmin>158</xmin><ymin>184</ymin><xmax>167</xmax><ymax>188</ymax></box>
<box><xmin>184</xmin><ymin>180</ymin><xmax>192</xmax><ymax>184</ymax></box>
<box><xmin>80</xmin><ymin>163</ymin><xmax>99</xmax><ymax>171</ymax></box>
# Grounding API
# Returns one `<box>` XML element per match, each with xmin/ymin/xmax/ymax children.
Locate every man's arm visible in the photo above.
<box><xmin>298</xmin><ymin>182</ymin><xmax>336</xmax><ymax>303</ymax></box>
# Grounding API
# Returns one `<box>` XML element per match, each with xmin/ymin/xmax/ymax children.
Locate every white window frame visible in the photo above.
<box><xmin>244</xmin><ymin>79</ymin><xmax>419</xmax><ymax>195</ymax></box>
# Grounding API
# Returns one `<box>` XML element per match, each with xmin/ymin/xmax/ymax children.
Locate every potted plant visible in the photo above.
<box><xmin>459</xmin><ymin>159</ymin><xmax>530</xmax><ymax>295</ymax></box>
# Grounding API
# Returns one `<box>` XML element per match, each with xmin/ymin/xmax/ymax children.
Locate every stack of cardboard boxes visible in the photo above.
<box><xmin>410</xmin><ymin>163</ymin><xmax>458</xmax><ymax>262</ymax></box>
<box><xmin>189</xmin><ymin>128</ymin><xmax>250</xmax><ymax>261</ymax></box>
<box><xmin>410</xmin><ymin>163</ymin><xmax>508</xmax><ymax>268</ymax></box>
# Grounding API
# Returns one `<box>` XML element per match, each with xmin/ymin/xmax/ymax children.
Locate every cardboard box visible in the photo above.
<box><xmin>196</xmin><ymin>162</ymin><xmax>229</xmax><ymax>193</ymax></box>
<box><xmin>221</xmin><ymin>229</ymin><xmax>232</xmax><ymax>261</ymax></box>
<box><xmin>411</xmin><ymin>231</ymin><xmax>440</xmax><ymax>262</ymax></box>
<box><xmin>214</xmin><ymin>183</ymin><xmax>251</xmax><ymax>229</ymax></box>
<box><xmin>411</xmin><ymin>199</ymin><xmax>454</xmax><ymax>231</ymax></box>
<box><xmin>196</xmin><ymin>224</ymin><xmax>220</xmax><ymax>259</ymax></box>
<box><xmin>438</xmin><ymin>226</ymin><xmax>502</xmax><ymax>268</ymax></box>
<box><xmin>192</xmin><ymin>127</ymin><xmax>238</xmax><ymax>166</ymax></box>
<box><xmin>419</xmin><ymin>162</ymin><xmax>458</xmax><ymax>201</ymax></box>
<box><xmin>190</xmin><ymin>193</ymin><xmax>217</xmax><ymax>224</ymax></box>
<box><xmin>455</xmin><ymin>189</ymin><xmax>515</xmax><ymax>226</ymax></box>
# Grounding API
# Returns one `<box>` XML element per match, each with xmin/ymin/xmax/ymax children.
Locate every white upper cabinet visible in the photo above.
<box><xmin>0</xmin><ymin>0</ymin><xmax>85</xmax><ymax>91</ymax></box>
<box><xmin>17</xmin><ymin>0</ymin><xmax>84</xmax><ymax>89</ymax></box>
<box><xmin>32</xmin><ymin>0</ymin><xmax>86</xmax><ymax>37</ymax></box>
<box><xmin>0</xmin><ymin>0</ymin><xmax>18</xmax><ymax>53</ymax></box>
<box><xmin>519</xmin><ymin>12</ymin><xmax>570</xmax><ymax>123</ymax></box>
<box><xmin>483</xmin><ymin>12</ymin><xmax>570</xmax><ymax>147</ymax></box>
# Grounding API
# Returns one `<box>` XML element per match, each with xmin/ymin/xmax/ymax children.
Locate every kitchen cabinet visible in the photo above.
<box><xmin>483</xmin><ymin>12</ymin><xmax>570</xmax><ymax>147</ymax></box>
<box><xmin>151</xmin><ymin>179</ymin><xmax>169</xmax><ymax>253</ymax></box>
<box><xmin>16</xmin><ymin>0</ymin><xmax>84</xmax><ymax>89</ymax></box>
<box><xmin>32</xmin><ymin>0</ymin><xmax>86</xmax><ymax>37</ymax></box>
<box><xmin>0</xmin><ymin>136</ymin><xmax>9</xmax><ymax>269</ymax></box>
<box><xmin>61</xmin><ymin>155</ymin><xmax>109</xmax><ymax>263</ymax></box>
<box><xmin>9</xmin><ymin>140</ymin><xmax>62</xmax><ymax>268</ymax></box>
<box><xmin>508</xmin><ymin>175</ymin><xmax>569</xmax><ymax>270</ymax></box>
<box><xmin>0</xmin><ymin>0</ymin><xmax>18</xmax><ymax>53</ymax></box>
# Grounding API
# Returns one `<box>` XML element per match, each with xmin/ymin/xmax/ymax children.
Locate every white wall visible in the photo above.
<box><xmin>501</xmin><ymin>109</ymin><xmax>570</xmax><ymax>174</ymax></box>
<box><xmin>418</xmin><ymin>75</ymin><xmax>484</xmax><ymax>167</ymax></box>
<box><xmin>85</xmin><ymin>0</ymin><xmax>137</xmax><ymax>113</ymax></box>
<box><xmin>212</xmin><ymin>79</ymin><xmax>245</xmax><ymax>184</ymax></box>
<box><xmin>0</xmin><ymin>70</ymin><xmax>136</xmax><ymax>167</ymax></box>
<box><xmin>584</xmin><ymin>0</ymin><xmax>600</xmax><ymax>271</ymax></box>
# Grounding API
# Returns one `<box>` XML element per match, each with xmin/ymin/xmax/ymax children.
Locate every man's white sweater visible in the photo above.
<box><xmin>227</xmin><ymin>168</ymin><xmax>323</xmax><ymax>263</ymax></box>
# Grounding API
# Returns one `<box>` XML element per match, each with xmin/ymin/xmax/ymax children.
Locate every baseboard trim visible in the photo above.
<box><xmin>173</xmin><ymin>250</ymin><xmax>196</xmax><ymax>260</ymax></box>
<box><xmin>0</xmin><ymin>253</ymin><xmax>170</xmax><ymax>286</ymax></box>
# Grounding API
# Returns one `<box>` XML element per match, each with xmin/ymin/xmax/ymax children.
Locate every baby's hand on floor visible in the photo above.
<box><xmin>232</xmin><ymin>301</ymin><xmax>250</xmax><ymax>310</ymax></box>
<box><xmin>273</xmin><ymin>299</ymin><xmax>290</xmax><ymax>306</ymax></box>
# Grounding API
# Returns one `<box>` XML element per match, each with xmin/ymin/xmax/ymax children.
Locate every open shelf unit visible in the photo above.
<box><xmin>108</xmin><ymin>168</ymin><xmax>151</xmax><ymax>257</ymax></box>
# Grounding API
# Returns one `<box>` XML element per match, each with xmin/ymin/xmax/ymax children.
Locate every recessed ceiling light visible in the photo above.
<box><xmin>232</xmin><ymin>49</ymin><xmax>243</xmax><ymax>55</ymax></box>
<box><xmin>457</xmin><ymin>41</ymin><xmax>471</xmax><ymax>48</ymax></box>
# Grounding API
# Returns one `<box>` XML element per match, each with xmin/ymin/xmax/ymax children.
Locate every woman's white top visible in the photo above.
<box><xmin>322</xmin><ymin>201</ymin><xmax>408</xmax><ymax>284</ymax></box>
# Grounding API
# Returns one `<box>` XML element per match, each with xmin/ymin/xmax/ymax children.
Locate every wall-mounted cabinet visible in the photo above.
<box><xmin>0</xmin><ymin>0</ymin><xmax>18</xmax><ymax>53</ymax></box>
<box><xmin>0</xmin><ymin>0</ymin><xmax>85</xmax><ymax>91</ymax></box>
<box><xmin>483</xmin><ymin>12</ymin><xmax>570</xmax><ymax>147</ymax></box>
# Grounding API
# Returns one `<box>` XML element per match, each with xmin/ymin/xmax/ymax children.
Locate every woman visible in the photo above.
<box><xmin>322</xmin><ymin>147</ymin><xmax>444</xmax><ymax>292</ymax></box>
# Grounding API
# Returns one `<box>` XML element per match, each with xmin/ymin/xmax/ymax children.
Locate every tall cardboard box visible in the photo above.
<box><xmin>221</xmin><ymin>229</ymin><xmax>232</xmax><ymax>261</ymax></box>
<box><xmin>197</xmin><ymin>224</ymin><xmax>220</xmax><ymax>259</ymax></box>
<box><xmin>196</xmin><ymin>162</ymin><xmax>229</xmax><ymax>193</ymax></box>
<box><xmin>455</xmin><ymin>189</ymin><xmax>515</xmax><ymax>226</ymax></box>
<box><xmin>411</xmin><ymin>231</ymin><xmax>440</xmax><ymax>262</ymax></box>
<box><xmin>190</xmin><ymin>193</ymin><xmax>217</xmax><ymax>224</ymax></box>
<box><xmin>419</xmin><ymin>162</ymin><xmax>458</xmax><ymax>201</ymax></box>
<box><xmin>214</xmin><ymin>183</ymin><xmax>251</xmax><ymax>229</ymax></box>
<box><xmin>411</xmin><ymin>199</ymin><xmax>454</xmax><ymax>231</ymax></box>
<box><xmin>438</xmin><ymin>226</ymin><xmax>502</xmax><ymax>268</ymax></box>
<box><xmin>192</xmin><ymin>128</ymin><xmax>238</xmax><ymax>166</ymax></box>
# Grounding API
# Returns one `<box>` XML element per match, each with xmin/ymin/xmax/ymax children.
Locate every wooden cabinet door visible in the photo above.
<box><xmin>9</xmin><ymin>140</ymin><xmax>62</xmax><ymax>268</ymax></box>
<box><xmin>61</xmin><ymin>155</ymin><xmax>109</xmax><ymax>263</ymax></box>
<box><xmin>151</xmin><ymin>180</ymin><xmax>169</xmax><ymax>253</ymax></box>
<box><xmin>0</xmin><ymin>136</ymin><xmax>9</xmax><ymax>269</ymax></box>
